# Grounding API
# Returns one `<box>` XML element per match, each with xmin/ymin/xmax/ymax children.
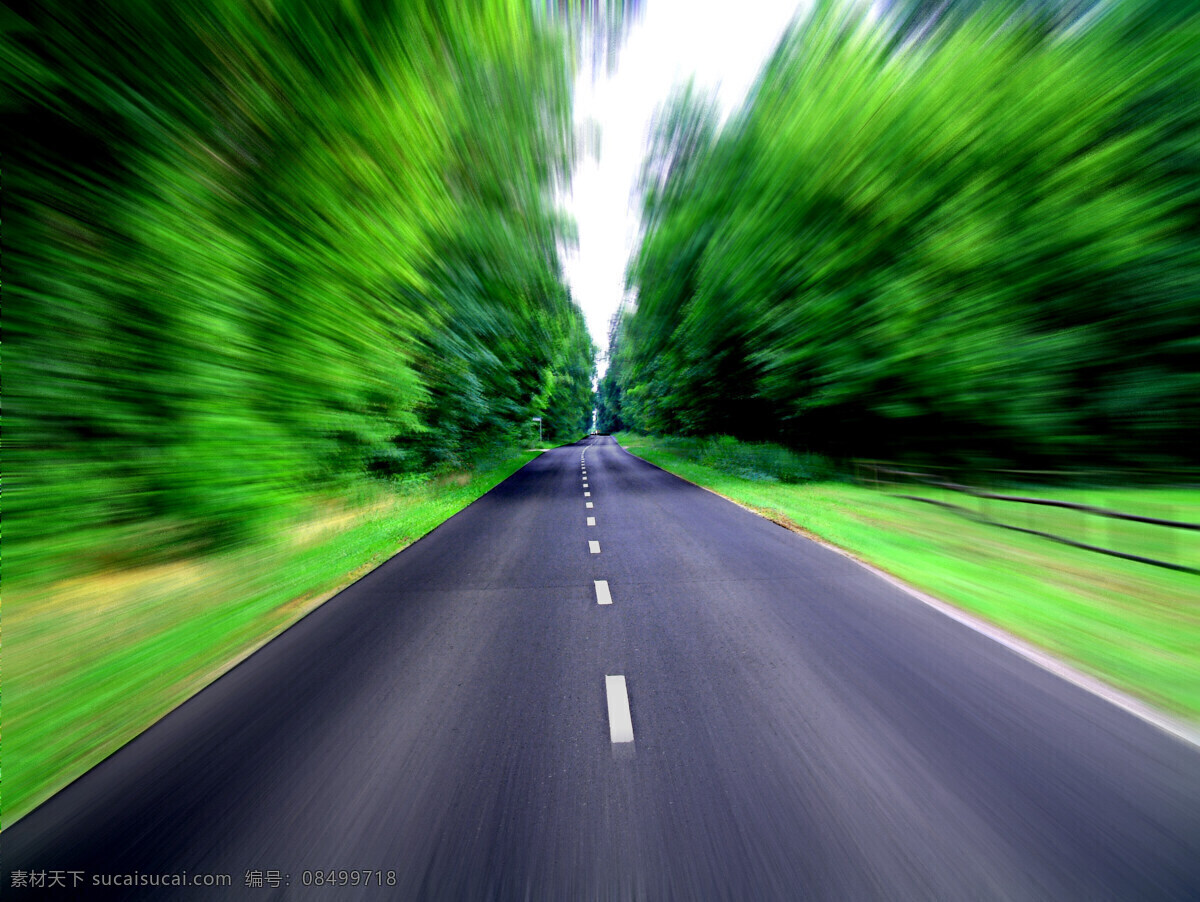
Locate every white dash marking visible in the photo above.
<box><xmin>589</xmin><ymin>540</ymin><xmax>601</xmax><ymax>554</ymax></box>
<box><xmin>583</xmin><ymin>483</ymin><xmax>589</xmax><ymax>488</ymax></box>
<box><xmin>594</xmin><ymin>579</ymin><xmax>612</xmax><ymax>605</ymax></box>
<box><xmin>606</xmin><ymin>675</ymin><xmax>634</xmax><ymax>743</ymax></box>
<box><xmin>586</xmin><ymin>502</ymin><xmax>594</xmax><ymax>509</ymax></box>
<box><xmin>587</xmin><ymin>516</ymin><xmax>596</xmax><ymax>526</ymax></box>
<box><xmin>584</xmin><ymin>492</ymin><xmax>591</xmax><ymax>497</ymax></box>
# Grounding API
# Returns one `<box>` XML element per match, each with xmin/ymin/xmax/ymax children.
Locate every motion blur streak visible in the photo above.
<box><xmin>600</xmin><ymin>0</ymin><xmax>1200</xmax><ymax>470</ymax></box>
<box><xmin>7</xmin><ymin>0</ymin><xmax>599</xmax><ymax>584</ymax></box>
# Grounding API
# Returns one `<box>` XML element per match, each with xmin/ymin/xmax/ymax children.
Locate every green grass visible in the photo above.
<box><xmin>5</xmin><ymin>449</ymin><xmax>541</xmax><ymax>828</ymax></box>
<box><xmin>615</xmin><ymin>433</ymin><xmax>1200</xmax><ymax>723</ymax></box>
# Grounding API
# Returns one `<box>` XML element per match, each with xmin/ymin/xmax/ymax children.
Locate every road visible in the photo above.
<box><xmin>6</xmin><ymin>436</ymin><xmax>1200</xmax><ymax>900</ymax></box>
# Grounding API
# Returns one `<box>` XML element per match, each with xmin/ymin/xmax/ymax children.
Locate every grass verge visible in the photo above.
<box><xmin>5</xmin><ymin>449</ymin><xmax>542</xmax><ymax>827</ymax></box>
<box><xmin>614</xmin><ymin>432</ymin><xmax>1200</xmax><ymax>723</ymax></box>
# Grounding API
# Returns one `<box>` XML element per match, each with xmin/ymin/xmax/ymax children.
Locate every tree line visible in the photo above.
<box><xmin>599</xmin><ymin>0</ymin><xmax>1199</xmax><ymax>470</ymax></box>
<box><xmin>7</xmin><ymin>0</ymin><xmax>600</xmax><ymax>578</ymax></box>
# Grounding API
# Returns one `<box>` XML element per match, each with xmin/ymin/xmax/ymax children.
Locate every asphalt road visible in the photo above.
<box><xmin>6</xmin><ymin>436</ymin><xmax>1200</xmax><ymax>900</ymax></box>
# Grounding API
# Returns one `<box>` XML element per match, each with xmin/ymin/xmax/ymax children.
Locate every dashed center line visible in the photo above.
<box><xmin>605</xmin><ymin>675</ymin><xmax>634</xmax><ymax>743</ymax></box>
<box><xmin>584</xmin><ymin>491</ymin><xmax>591</xmax><ymax>497</ymax></box>
<box><xmin>587</xmin><ymin>516</ymin><xmax>596</xmax><ymax>526</ymax></box>
<box><xmin>594</xmin><ymin>579</ymin><xmax>612</xmax><ymax>605</ymax></box>
<box><xmin>589</xmin><ymin>540</ymin><xmax>601</xmax><ymax>554</ymax></box>
<box><xmin>586</xmin><ymin>502</ymin><xmax>594</xmax><ymax>509</ymax></box>
<box><xmin>583</xmin><ymin>483</ymin><xmax>589</xmax><ymax>488</ymax></box>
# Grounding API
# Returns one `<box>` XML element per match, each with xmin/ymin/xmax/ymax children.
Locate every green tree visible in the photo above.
<box><xmin>7</xmin><ymin>0</ymin><xmax>599</xmax><ymax>582</ymax></box>
<box><xmin>615</xmin><ymin>0</ymin><xmax>1200</xmax><ymax>466</ymax></box>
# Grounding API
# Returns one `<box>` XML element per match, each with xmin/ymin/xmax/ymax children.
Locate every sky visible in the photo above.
<box><xmin>561</xmin><ymin>0</ymin><xmax>814</xmax><ymax>370</ymax></box>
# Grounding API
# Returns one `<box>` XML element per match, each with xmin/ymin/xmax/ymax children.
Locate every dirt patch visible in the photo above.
<box><xmin>11</xmin><ymin>559</ymin><xmax>209</xmax><ymax>620</ymax></box>
<box><xmin>747</xmin><ymin>505</ymin><xmax>824</xmax><ymax>541</ymax></box>
<box><xmin>290</xmin><ymin>498</ymin><xmax>396</xmax><ymax>546</ymax></box>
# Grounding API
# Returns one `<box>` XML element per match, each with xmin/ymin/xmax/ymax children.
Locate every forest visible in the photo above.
<box><xmin>599</xmin><ymin>0</ymin><xmax>1200</xmax><ymax>470</ymax></box>
<box><xmin>7</xmin><ymin>0</ymin><xmax>599</xmax><ymax>583</ymax></box>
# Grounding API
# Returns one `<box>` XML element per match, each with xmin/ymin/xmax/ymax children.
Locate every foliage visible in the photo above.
<box><xmin>623</xmin><ymin>433</ymin><xmax>837</xmax><ymax>483</ymax></box>
<box><xmin>6</xmin><ymin>0</ymin><xmax>596</xmax><ymax>582</ymax></box>
<box><xmin>609</xmin><ymin>0</ymin><xmax>1200</xmax><ymax>468</ymax></box>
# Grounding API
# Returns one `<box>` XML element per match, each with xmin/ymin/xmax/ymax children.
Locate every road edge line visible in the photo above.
<box><xmin>612</xmin><ymin>438</ymin><xmax>1200</xmax><ymax>751</ymax></box>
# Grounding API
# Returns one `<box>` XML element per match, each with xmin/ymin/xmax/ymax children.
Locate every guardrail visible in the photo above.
<box><xmin>856</xmin><ymin>462</ymin><xmax>1200</xmax><ymax>576</ymax></box>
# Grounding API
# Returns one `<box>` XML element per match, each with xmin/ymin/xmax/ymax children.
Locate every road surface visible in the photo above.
<box><xmin>6</xmin><ymin>436</ymin><xmax>1200</xmax><ymax>899</ymax></box>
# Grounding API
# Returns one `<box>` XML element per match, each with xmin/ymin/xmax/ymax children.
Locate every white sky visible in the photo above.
<box><xmin>561</xmin><ymin>0</ymin><xmax>814</xmax><ymax>369</ymax></box>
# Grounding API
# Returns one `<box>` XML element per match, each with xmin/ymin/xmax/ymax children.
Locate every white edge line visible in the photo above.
<box><xmin>594</xmin><ymin>579</ymin><xmax>612</xmax><ymax>605</ymax></box>
<box><xmin>851</xmin><ymin>558</ymin><xmax>1200</xmax><ymax>749</ymax></box>
<box><xmin>612</xmin><ymin>439</ymin><xmax>1200</xmax><ymax>750</ymax></box>
<box><xmin>606</xmin><ymin>674</ymin><xmax>634</xmax><ymax>743</ymax></box>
